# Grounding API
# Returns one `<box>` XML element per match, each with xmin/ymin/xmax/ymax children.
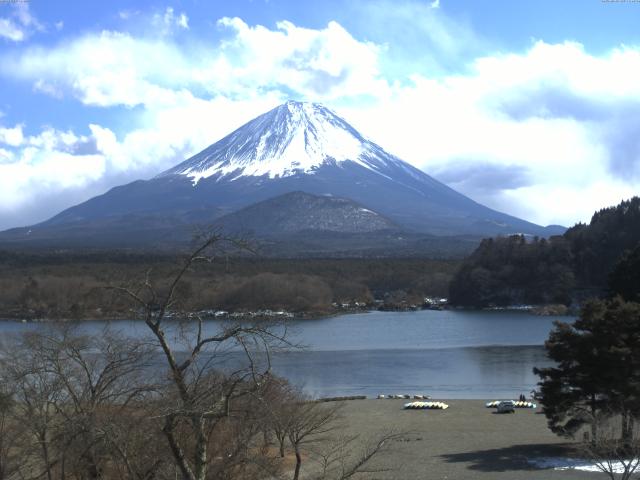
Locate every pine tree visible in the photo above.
<box><xmin>535</xmin><ymin>298</ymin><xmax>640</xmax><ymax>443</ymax></box>
<box><xmin>609</xmin><ymin>243</ymin><xmax>640</xmax><ymax>302</ymax></box>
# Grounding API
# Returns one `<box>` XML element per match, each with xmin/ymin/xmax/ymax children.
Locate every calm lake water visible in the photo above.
<box><xmin>1</xmin><ymin>309</ymin><xmax>565</xmax><ymax>399</ymax></box>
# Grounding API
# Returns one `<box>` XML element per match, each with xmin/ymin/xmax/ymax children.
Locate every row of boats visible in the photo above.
<box><xmin>375</xmin><ymin>395</ymin><xmax>536</xmax><ymax>410</ymax></box>
<box><xmin>403</xmin><ymin>400</ymin><xmax>535</xmax><ymax>411</ymax></box>
<box><xmin>485</xmin><ymin>400</ymin><xmax>537</xmax><ymax>409</ymax></box>
<box><xmin>403</xmin><ymin>401</ymin><xmax>449</xmax><ymax>410</ymax></box>
<box><xmin>377</xmin><ymin>394</ymin><xmax>432</xmax><ymax>400</ymax></box>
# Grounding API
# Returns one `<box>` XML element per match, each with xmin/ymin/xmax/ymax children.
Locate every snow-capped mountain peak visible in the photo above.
<box><xmin>160</xmin><ymin>101</ymin><xmax>396</xmax><ymax>183</ymax></box>
<box><xmin>4</xmin><ymin>100</ymin><xmax>563</xmax><ymax>247</ymax></box>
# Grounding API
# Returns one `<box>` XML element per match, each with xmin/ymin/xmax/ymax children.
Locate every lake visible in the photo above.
<box><xmin>277</xmin><ymin>310</ymin><xmax>561</xmax><ymax>399</ymax></box>
<box><xmin>0</xmin><ymin>309</ymin><xmax>565</xmax><ymax>399</ymax></box>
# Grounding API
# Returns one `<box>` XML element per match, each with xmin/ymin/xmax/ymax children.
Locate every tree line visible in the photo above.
<box><xmin>531</xmin><ymin>214</ymin><xmax>640</xmax><ymax>479</ymax></box>
<box><xmin>450</xmin><ymin>197</ymin><xmax>640</xmax><ymax>307</ymax></box>
<box><xmin>0</xmin><ymin>254</ymin><xmax>457</xmax><ymax>320</ymax></box>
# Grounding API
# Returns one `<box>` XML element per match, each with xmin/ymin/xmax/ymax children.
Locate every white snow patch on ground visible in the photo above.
<box><xmin>529</xmin><ymin>456</ymin><xmax>640</xmax><ymax>473</ymax></box>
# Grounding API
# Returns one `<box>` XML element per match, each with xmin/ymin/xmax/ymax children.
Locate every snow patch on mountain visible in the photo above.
<box><xmin>159</xmin><ymin>101</ymin><xmax>404</xmax><ymax>184</ymax></box>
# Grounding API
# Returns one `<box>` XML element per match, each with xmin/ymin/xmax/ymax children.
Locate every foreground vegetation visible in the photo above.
<box><xmin>0</xmin><ymin>235</ymin><xmax>395</xmax><ymax>480</ymax></box>
<box><xmin>0</xmin><ymin>325</ymin><xmax>396</xmax><ymax>480</ymax></box>
<box><xmin>535</xmin><ymin>297</ymin><xmax>640</xmax><ymax>480</ymax></box>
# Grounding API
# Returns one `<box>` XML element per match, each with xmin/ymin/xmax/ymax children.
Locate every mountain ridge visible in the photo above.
<box><xmin>213</xmin><ymin>191</ymin><xmax>399</xmax><ymax>235</ymax></box>
<box><xmin>0</xmin><ymin>101</ymin><xmax>565</xmax><ymax>252</ymax></box>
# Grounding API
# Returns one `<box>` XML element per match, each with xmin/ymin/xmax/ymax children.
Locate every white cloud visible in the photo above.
<box><xmin>177</xmin><ymin>13</ymin><xmax>189</xmax><ymax>30</ymax></box>
<box><xmin>0</xmin><ymin>14</ymin><xmax>640</xmax><ymax>229</ymax></box>
<box><xmin>13</xmin><ymin>3</ymin><xmax>42</xmax><ymax>30</ymax></box>
<box><xmin>430</xmin><ymin>0</ymin><xmax>440</xmax><ymax>9</ymax></box>
<box><xmin>210</xmin><ymin>17</ymin><xmax>387</xmax><ymax>99</ymax></box>
<box><xmin>472</xmin><ymin>41</ymin><xmax>640</xmax><ymax>99</ymax></box>
<box><xmin>3</xmin><ymin>30</ymin><xmax>195</xmax><ymax>107</ymax></box>
<box><xmin>118</xmin><ymin>10</ymin><xmax>139</xmax><ymax>20</ymax></box>
<box><xmin>0</xmin><ymin>127</ymin><xmax>106</xmax><ymax>218</ymax></box>
<box><xmin>0</xmin><ymin>147</ymin><xmax>13</xmax><ymax>163</ymax></box>
<box><xmin>0</xmin><ymin>3</ymin><xmax>43</xmax><ymax>42</ymax></box>
<box><xmin>2</xmin><ymin>17</ymin><xmax>386</xmax><ymax>108</ymax></box>
<box><xmin>337</xmin><ymin>40</ymin><xmax>640</xmax><ymax>226</ymax></box>
<box><xmin>153</xmin><ymin>7</ymin><xmax>190</xmax><ymax>35</ymax></box>
<box><xmin>0</xmin><ymin>17</ymin><xmax>24</xmax><ymax>41</ymax></box>
<box><xmin>352</xmin><ymin>0</ymin><xmax>485</xmax><ymax>71</ymax></box>
<box><xmin>33</xmin><ymin>79</ymin><xmax>63</xmax><ymax>98</ymax></box>
<box><xmin>0</xmin><ymin>124</ymin><xmax>24</xmax><ymax>147</ymax></box>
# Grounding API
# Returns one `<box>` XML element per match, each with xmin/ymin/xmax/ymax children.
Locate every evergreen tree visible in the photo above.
<box><xmin>450</xmin><ymin>197</ymin><xmax>640</xmax><ymax>307</ymax></box>
<box><xmin>535</xmin><ymin>298</ymin><xmax>640</xmax><ymax>442</ymax></box>
<box><xmin>609</xmin><ymin>243</ymin><xmax>640</xmax><ymax>302</ymax></box>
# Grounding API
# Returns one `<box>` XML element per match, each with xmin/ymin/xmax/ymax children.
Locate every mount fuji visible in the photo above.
<box><xmin>0</xmin><ymin>101</ymin><xmax>564</xmax><ymax>252</ymax></box>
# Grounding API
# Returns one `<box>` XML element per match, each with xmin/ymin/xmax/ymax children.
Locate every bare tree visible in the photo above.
<box><xmin>287</xmin><ymin>399</ymin><xmax>343</xmax><ymax>480</ymax></box>
<box><xmin>581</xmin><ymin>413</ymin><xmax>640</xmax><ymax>480</ymax></box>
<box><xmin>259</xmin><ymin>375</ymin><xmax>297</xmax><ymax>458</ymax></box>
<box><xmin>0</xmin><ymin>233</ymin><xmax>401</xmax><ymax>480</ymax></box>
<box><xmin>111</xmin><ymin>233</ymin><xmax>291</xmax><ymax>480</ymax></box>
<box><xmin>0</xmin><ymin>388</ymin><xmax>23</xmax><ymax>480</ymax></box>
<box><xmin>281</xmin><ymin>395</ymin><xmax>401</xmax><ymax>480</ymax></box>
<box><xmin>258</xmin><ymin>379</ymin><xmax>401</xmax><ymax>480</ymax></box>
<box><xmin>0</xmin><ymin>326</ymin><xmax>159</xmax><ymax>480</ymax></box>
<box><xmin>309</xmin><ymin>431</ymin><xmax>400</xmax><ymax>480</ymax></box>
<box><xmin>0</xmin><ymin>332</ymin><xmax>67</xmax><ymax>480</ymax></box>
<box><xmin>36</xmin><ymin>328</ymin><xmax>155</xmax><ymax>479</ymax></box>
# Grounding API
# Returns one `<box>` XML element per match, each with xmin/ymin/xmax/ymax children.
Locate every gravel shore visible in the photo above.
<box><xmin>331</xmin><ymin>399</ymin><xmax>598</xmax><ymax>480</ymax></box>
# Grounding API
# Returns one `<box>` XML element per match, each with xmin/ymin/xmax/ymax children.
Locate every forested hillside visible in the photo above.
<box><xmin>450</xmin><ymin>197</ymin><xmax>640</xmax><ymax>307</ymax></box>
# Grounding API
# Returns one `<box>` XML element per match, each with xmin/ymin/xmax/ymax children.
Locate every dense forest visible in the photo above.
<box><xmin>450</xmin><ymin>197</ymin><xmax>640</xmax><ymax>307</ymax></box>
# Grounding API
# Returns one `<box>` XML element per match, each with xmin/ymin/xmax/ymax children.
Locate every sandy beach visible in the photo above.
<box><xmin>329</xmin><ymin>399</ymin><xmax>598</xmax><ymax>480</ymax></box>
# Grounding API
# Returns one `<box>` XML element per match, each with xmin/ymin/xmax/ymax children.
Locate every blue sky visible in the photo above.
<box><xmin>0</xmin><ymin>0</ymin><xmax>639</xmax><ymax>229</ymax></box>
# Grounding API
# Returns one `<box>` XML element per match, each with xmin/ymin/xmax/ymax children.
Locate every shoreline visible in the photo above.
<box><xmin>0</xmin><ymin>302</ymin><xmax>572</xmax><ymax>323</ymax></box>
<box><xmin>0</xmin><ymin>309</ymin><xmax>342</xmax><ymax>323</ymax></box>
